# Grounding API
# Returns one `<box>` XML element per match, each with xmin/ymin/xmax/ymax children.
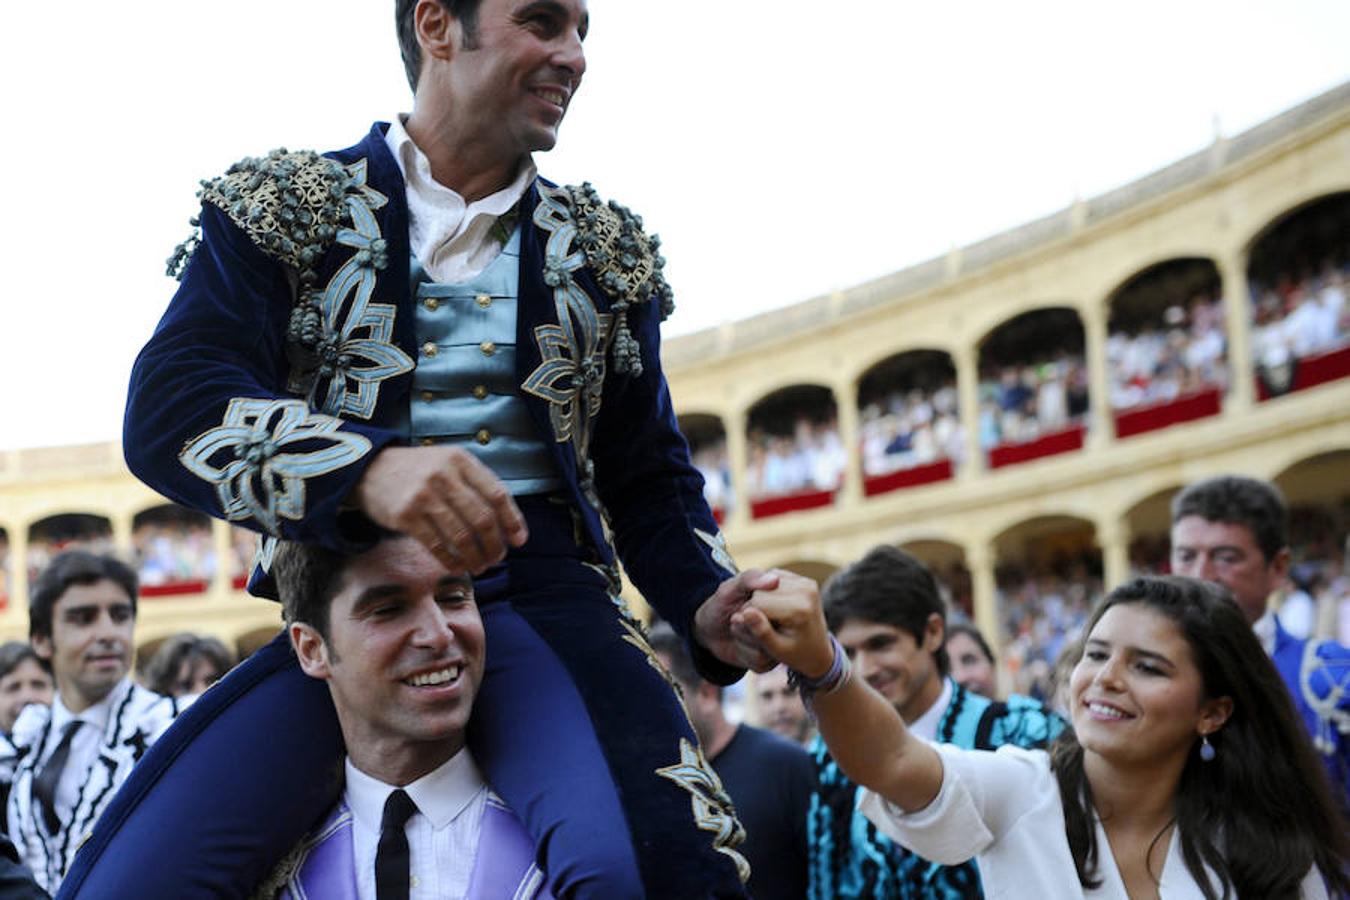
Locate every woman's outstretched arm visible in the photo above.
<box><xmin>736</xmin><ymin>571</ymin><xmax>944</xmax><ymax>812</ymax></box>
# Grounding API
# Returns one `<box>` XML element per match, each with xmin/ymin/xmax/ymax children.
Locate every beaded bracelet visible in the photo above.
<box><xmin>787</xmin><ymin>634</ymin><xmax>853</xmax><ymax>710</ymax></box>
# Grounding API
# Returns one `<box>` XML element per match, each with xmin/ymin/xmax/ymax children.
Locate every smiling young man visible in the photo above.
<box><xmin>6</xmin><ymin>552</ymin><xmax>185</xmax><ymax>893</ymax></box>
<box><xmin>256</xmin><ymin>535</ymin><xmax>549</xmax><ymax>899</ymax></box>
<box><xmin>807</xmin><ymin>545</ymin><xmax>1063</xmax><ymax>899</ymax></box>
<box><xmin>93</xmin><ymin>0</ymin><xmax>767</xmax><ymax>896</ymax></box>
<box><xmin>1169</xmin><ymin>474</ymin><xmax>1350</xmax><ymax>812</ymax></box>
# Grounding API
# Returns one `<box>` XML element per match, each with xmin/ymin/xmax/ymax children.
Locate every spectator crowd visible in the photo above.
<box><xmin>859</xmin><ymin>382</ymin><xmax>964</xmax><ymax>477</ymax></box>
<box><xmin>978</xmin><ymin>356</ymin><xmax>1090</xmax><ymax>449</ymax></box>
<box><xmin>1252</xmin><ymin>259</ymin><xmax>1349</xmax><ymax>373</ymax></box>
<box><xmin>744</xmin><ymin>416</ymin><xmax>846</xmax><ymax>502</ymax></box>
<box><xmin>1107</xmin><ymin>292</ymin><xmax>1229</xmax><ymax>410</ymax></box>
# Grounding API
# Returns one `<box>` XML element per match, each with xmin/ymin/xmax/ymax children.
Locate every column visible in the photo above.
<box><xmin>953</xmin><ymin>345</ymin><xmax>984</xmax><ymax>479</ymax></box>
<box><xmin>4</xmin><ymin>525</ymin><xmax>29</xmax><ymax>628</ymax></box>
<box><xmin>1217</xmin><ymin>252</ymin><xmax>1255</xmax><ymax>412</ymax></box>
<box><xmin>1098</xmin><ymin>518</ymin><xmax>1130</xmax><ymax>591</ymax></box>
<box><xmin>835</xmin><ymin>383</ymin><xmax>863</xmax><ymax>508</ymax></box>
<box><xmin>966</xmin><ymin>539</ymin><xmax>998</xmax><ymax>655</ymax></box>
<box><xmin>211</xmin><ymin>519</ymin><xmax>235</xmax><ymax>602</ymax></box>
<box><xmin>724</xmin><ymin>412</ymin><xmax>751</xmax><ymax>532</ymax></box>
<box><xmin>111</xmin><ymin>511</ymin><xmax>135</xmax><ymax>562</ymax></box>
<box><xmin>1082</xmin><ymin>305</ymin><xmax>1112</xmax><ymax>450</ymax></box>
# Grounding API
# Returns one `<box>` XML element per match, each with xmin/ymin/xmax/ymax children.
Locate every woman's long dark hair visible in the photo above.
<box><xmin>1050</xmin><ymin>576</ymin><xmax>1350</xmax><ymax>898</ymax></box>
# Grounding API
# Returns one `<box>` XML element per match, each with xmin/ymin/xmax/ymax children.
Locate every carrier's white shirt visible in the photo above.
<box><xmin>858</xmin><ymin>743</ymin><xmax>1328</xmax><ymax>899</ymax></box>
<box><xmin>344</xmin><ymin>751</ymin><xmax>489</xmax><ymax>900</ymax></box>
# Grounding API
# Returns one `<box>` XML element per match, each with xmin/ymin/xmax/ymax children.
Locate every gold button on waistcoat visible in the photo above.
<box><xmin>472</xmin><ymin>385</ymin><xmax>489</xmax><ymax>400</ymax></box>
<box><xmin>422</xmin><ymin>342</ymin><xmax>438</xmax><ymax>357</ymax></box>
<box><xmin>475</xmin><ymin>429</ymin><xmax>491</xmax><ymax>445</ymax></box>
<box><xmin>479</xmin><ymin>341</ymin><xmax>496</xmax><ymax>357</ymax></box>
<box><xmin>420</xmin><ymin>437</ymin><xmax>436</xmax><ymax>447</ymax></box>
<box><xmin>423</xmin><ymin>297</ymin><xmax>439</xmax><ymax>311</ymax></box>
<box><xmin>475</xmin><ymin>293</ymin><xmax>492</xmax><ymax>309</ymax></box>
<box><xmin>420</xmin><ymin>390</ymin><xmax>435</xmax><ymax>403</ymax></box>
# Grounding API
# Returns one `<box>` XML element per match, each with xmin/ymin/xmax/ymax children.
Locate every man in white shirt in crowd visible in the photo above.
<box><xmin>260</xmin><ymin>533</ymin><xmax>548</xmax><ymax>899</ymax></box>
<box><xmin>6</xmin><ymin>552</ymin><xmax>185</xmax><ymax>893</ymax></box>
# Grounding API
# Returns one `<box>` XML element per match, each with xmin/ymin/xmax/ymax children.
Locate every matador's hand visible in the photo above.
<box><xmin>351</xmin><ymin>446</ymin><xmax>528</xmax><ymax>574</ymax></box>
<box><xmin>694</xmin><ymin>569</ymin><xmax>782</xmax><ymax>672</ymax></box>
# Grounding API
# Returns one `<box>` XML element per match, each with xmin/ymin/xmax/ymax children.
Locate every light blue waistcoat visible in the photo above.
<box><xmin>407</xmin><ymin>228</ymin><xmax>562</xmax><ymax>495</ymax></box>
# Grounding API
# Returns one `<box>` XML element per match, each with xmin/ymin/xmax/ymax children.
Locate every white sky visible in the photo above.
<box><xmin>2</xmin><ymin>1</ymin><xmax>1347</xmax><ymax>451</ymax></box>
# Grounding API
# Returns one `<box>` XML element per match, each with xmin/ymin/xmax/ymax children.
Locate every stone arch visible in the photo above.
<box><xmin>977</xmin><ymin>308</ymin><xmax>1089</xmax><ymax>468</ymax></box>
<box><xmin>1122</xmin><ymin>485</ymin><xmax>1184</xmax><ymax>576</ymax></box>
<box><xmin>991</xmin><ymin>514</ymin><xmax>1102</xmax><ymax>698</ymax></box>
<box><xmin>234</xmin><ymin>625</ymin><xmax>284</xmax><ymax>662</ymax></box>
<box><xmin>1245</xmin><ymin>192</ymin><xmax>1350</xmax><ymax>400</ymax></box>
<box><xmin>1104</xmin><ymin>258</ymin><xmax>1227</xmax><ymax>436</ymax></box>
<box><xmin>771</xmin><ymin>559</ymin><xmax>839</xmax><ymax>586</ymax></box>
<box><xmin>899</xmin><ymin>539</ymin><xmax>973</xmax><ymax>621</ymax></box>
<box><xmin>744</xmin><ymin>384</ymin><xmax>843</xmax><ymax>518</ymax></box>
<box><xmin>130</xmin><ymin>503</ymin><xmax>216</xmax><ymax>594</ymax></box>
<box><xmin>677</xmin><ymin>412</ymin><xmax>732</xmax><ymax>520</ymax></box>
<box><xmin>26</xmin><ymin>513</ymin><xmax>115</xmax><ymax>582</ymax></box>
<box><xmin>855</xmin><ymin>349</ymin><xmax>961</xmax><ymax>494</ymax></box>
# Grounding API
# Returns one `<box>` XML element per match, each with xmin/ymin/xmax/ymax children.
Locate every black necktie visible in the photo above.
<box><xmin>33</xmin><ymin>720</ymin><xmax>82</xmax><ymax>835</ymax></box>
<box><xmin>375</xmin><ymin>788</ymin><xmax>418</xmax><ymax>900</ymax></box>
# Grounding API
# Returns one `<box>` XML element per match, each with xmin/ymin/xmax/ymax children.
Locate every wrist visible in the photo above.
<box><xmin>788</xmin><ymin>634</ymin><xmax>851</xmax><ymax>707</ymax></box>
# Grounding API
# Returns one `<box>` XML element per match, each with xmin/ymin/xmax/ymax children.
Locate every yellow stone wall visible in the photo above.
<box><xmin>0</xmin><ymin>443</ymin><xmax>280</xmax><ymax>655</ymax></box>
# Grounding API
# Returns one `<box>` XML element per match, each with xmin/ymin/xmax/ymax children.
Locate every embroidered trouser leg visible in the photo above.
<box><xmin>471</xmin><ymin>556</ymin><xmax>749</xmax><ymax>899</ymax></box>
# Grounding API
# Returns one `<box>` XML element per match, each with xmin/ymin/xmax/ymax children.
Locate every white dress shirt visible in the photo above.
<box><xmin>383</xmin><ymin>116</ymin><xmax>537</xmax><ymax>284</ymax></box>
<box><xmin>1254</xmin><ymin>609</ymin><xmax>1278</xmax><ymax>656</ymax></box>
<box><xmin>43</xmin><ymin>686</ymin><xmax>118</xmax><ymax>826</ymax></box>
<box><xmin>345</xmin><ymin>750</ymin><xmax>490</xmax><ymax>900</ymax></box>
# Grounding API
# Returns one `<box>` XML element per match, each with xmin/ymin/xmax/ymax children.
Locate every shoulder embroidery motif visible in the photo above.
<box><xmin>561</xmin><ymin>182</ymin><xmax>675</xmax><ymax>378</ymax></box>
<box><xmin>169</xmin><ymin>150</ymin><xmax>413</xmax><ymax>422</ymax></box>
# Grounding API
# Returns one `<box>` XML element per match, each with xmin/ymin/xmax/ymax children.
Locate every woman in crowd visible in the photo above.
<box><xmin>741</xmin><ymin>574</ymin><xmax>1349</xmax><ymax>898</ymax></box>
<box><xmin>945</xmin><ymin>623</ymin><xmax>998</xmax><ymax>699</ymax></box>
<box><xmin>142</xmin><ymin>633</ymin><xmax>234</xmax><ymax>699</ymax></box>
<box><xmin>0</xmin><ymin>643</ymin><xmax>52</xmax><ymax>738</ymax></box>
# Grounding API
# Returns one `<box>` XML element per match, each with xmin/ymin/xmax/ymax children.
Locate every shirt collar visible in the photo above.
<box><xmin>383</xmin><ymin>114</ymin><xmax>537</xmax><ymax>218</ymax></box>
<box><xmin>50</xmin><ymin>679</ymin><xmax>124</xmax><ymax>736</ymax></box>
<box><xmin>909</xmin><ymin>677</ymin><xmax>954</xmax><ymax>743</ymax></box>
<box><xmin>345</xmin><ymin>748</ymin><xmax>486</xmax><ymax>834</ymax></box>
<box><xmin>1253</xmin><ymin>609</ymin><xmax>1277</xmax><ymax>656</ymax></box>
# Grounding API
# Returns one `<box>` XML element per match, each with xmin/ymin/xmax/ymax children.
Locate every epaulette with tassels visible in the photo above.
<box><xmin>561</xmin><ymin>182</ymin><xmax>675</xmax><ymax>378</ymax></box>
<box><xmin>165</xmin><ymin>149</ymin><xmax>359</xmax><ymax>290</ymax></box>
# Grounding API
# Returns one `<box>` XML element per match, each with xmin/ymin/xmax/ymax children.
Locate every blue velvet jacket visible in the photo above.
<box><xmin>124</xmin><ymin>124</ymin><xmax>739</xmax><ymax>678</ymax></box>
<box><xmin>1271</xmin><ymin>615</ymin><xmax>1350</xmax><ymax>812</ymax></box>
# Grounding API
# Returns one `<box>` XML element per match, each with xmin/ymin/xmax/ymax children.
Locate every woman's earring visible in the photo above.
<box><xmin>1199</xmin><ymin>734</ymin><xmax>1216</xmax><ymax>762</ymax></box>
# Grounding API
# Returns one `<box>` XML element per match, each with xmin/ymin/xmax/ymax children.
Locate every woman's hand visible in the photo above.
<box><xmin>733</xmin><ymin>570</ymin><xmax>836</xmax><ymax>678</ymax></box>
